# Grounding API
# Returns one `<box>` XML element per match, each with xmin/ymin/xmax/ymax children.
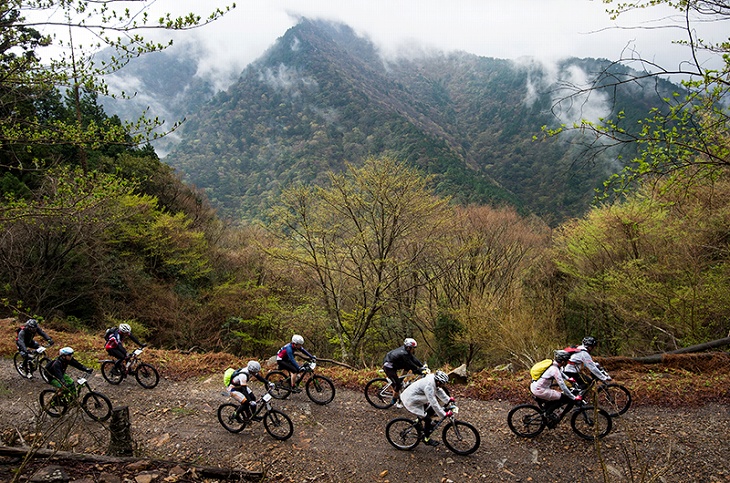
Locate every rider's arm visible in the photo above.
<box><xmin>128</xmin><ymin>333</ymin><xmax>144</xmax><ymax>347</ymax></box>
<box><xmin>37</xmin><ymin>327</ymin><xmax>52</xmax><ymax>343</ymax></box>
<box><xmin>550</xmin><ymin>367</ymin><xmax>579</xmax><ymax>399</ymax></box>
<box><xmin>581</xmin><ymin>353</ymin><xmax>609</xmax><ymax>381</ymax></box>
<box><xmin>424</xmin><ymin>382</ymin><xmax>447</xmax><ymax>418</ymax></box>
<box><xmin>407</xmin><ymin>354</ymin><xmax>425</xmax><ymax>374</ymax></box>
<box><xmin>254</xmin><ymin>373</ymin><xmax>268</xmax><ymax>384</ymax></box>
<box><xmin>69</xmin><ymin>358</ymin><xmax>92</xmax><ymax>373</ymax></box>
<box><xmin>299</xmin><ymin>347</ymin><xmax>315</xmax><ymax>360</ymax></box>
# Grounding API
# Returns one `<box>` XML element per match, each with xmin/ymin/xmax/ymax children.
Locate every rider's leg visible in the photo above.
<box><xmin>422</xmin><ymin>408</ymin><xmax>439</xmax><ymax>446</ymax></box>
<box><xmin>384</xmin><ymin>367</ymin><xmax>401</xmax><ymax>403</ymax></box>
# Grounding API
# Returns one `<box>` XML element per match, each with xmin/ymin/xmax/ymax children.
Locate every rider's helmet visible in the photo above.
<box><xmin>59</xmin><ymin>347</ymin><xmax>74</xmax><ymax>356</ymax></box>
<box><xmin>582</xmin><ymin>336</ymin><xmax>598</xmax><ymax>349</ymax></box>
<box><xmin>291</xmin><ymin>334</ymin><xmax>304</xmax><ymax>345</ymax></box>
<box><xmin>25</xmin><ymin>319</ymin><xmax>38</xmax><ymax>331</ymax></box>
<box><xmin>118</xmin><ymin>323</ymin><xmax>132</xmax><ymax>334</ymax></box>
<box><xmin>554</xmin><ymin>349</ymin><xmax>571</xmax><ymax>364</ymax></box>
<box><xmin>246</xmin><ymin>360</ymin><xmax>261</xmax><ymax>374</ymax></box>
<box><xmin>433</xmin><ymin>370</ymin><xmax>449</xmax><ymax>385</ymax></box>
<box><xmin>403</xmin><ymin>338</ymin><xmax>417</xmax><ymax>349</ymax></box>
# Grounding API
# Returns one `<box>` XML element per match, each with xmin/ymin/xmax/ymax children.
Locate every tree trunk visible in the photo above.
<box><xmin>631</xmin><ymin>337</ymin><xmax>730</xmax><ymax>363</ymax></box>
<box><xmin>107</xmin><ymin>406</ymin><xmax>134</xmax><ymax>457</ymax></box>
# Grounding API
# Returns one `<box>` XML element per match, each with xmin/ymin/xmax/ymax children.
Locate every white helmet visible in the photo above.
<box><xmin>292</xmin><ymin>334</ymin><xmax>304</xmax><ymax>345</ymax></box>
<box><xmin>246</xmin><ymin>361</ymin><xmax>261</xmax><ymax>374</ymax></box>
<box><xmin>59</xmin><ymin>347</ymin><xmax>74</xmax><ymax>356</ymax></box>
<box><xmin>404</xmin><ymin>338</ymin><xmax>417</xmax><ymax>348</ymax></box>
<box><xmin>118</xmin><ymin>323</ymin><xmax>131</xmax><ymax>334</ymax></box>
<box><xmin>434</xmin><ymin>370</ymin><xmax>449</xmax><ymax>384</ymax></box>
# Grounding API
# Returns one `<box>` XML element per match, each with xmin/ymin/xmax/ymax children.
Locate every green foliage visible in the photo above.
<box><xmin>433</xmin><ymin>313</ymin><xmax>468</xmax><ymax>367</ymax></box>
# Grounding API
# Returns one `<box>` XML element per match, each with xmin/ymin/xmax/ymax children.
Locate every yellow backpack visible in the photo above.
<box><xmin>529</xmin><ymin>359</ymin><xmax>553</xmax><ymax>381</ymax></box>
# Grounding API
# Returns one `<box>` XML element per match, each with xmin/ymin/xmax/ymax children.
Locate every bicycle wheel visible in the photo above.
<box><xmin>306</xmin><ymin>375</ymin><xmax>335</xmax><ymax>405</ymax></box>
<box><xmin>135</xmin><ymin>363</ymin><xmax>159</xmax><ymax>389</ymax></box>
<box><xmin>571</xmin><ymin>405</ymin><xmax>612</xmax><ymax>440</ymax></box>
<box><xmin>14</xmin><ymin>352</ymin><xmax>29</xmax><ymax>377</ymax></box>
<box><xmin>385</xmin><ymin>417</ymin><xmax>422</xmax><ymax>451</ymax></box>
<box><xmin>101</xmin><ymin>361</ymin><xmax>124</xmax><ymax>385</ymax></box>
<box><xmin>596</xmin><ymin>384</ymin><xmax>631</xmax><ymax>417</ymax></box>
<box><xmin>39</xmin><ymin>389</ymin><xmax>68</xmax><ymax>417</ymax></box>
<box><xmin>263</xmin><ymin>409</ymin><xmax>294</xmax><ymax>441</ymax></box>
<box><xmin>217</xmin><ymin>403</ymin><xmax>247</xmax><ymax>433</ymax></box>
<box><xmin>364</xmin><ymin>377</ymin><xmax>396</xmax><ymax>409</ymax></box>
<box><xmin>507</xmin><ymin>404</ymin><xmax>546</xmax><ymax>438</ymax></box>
<box><xmin>82</xmin><ymin>391</ymin><xmax>112</xmax><ymax>421</ymax></box>
<box><xmin>265</xmin><ymin>371</ymin><xmax>292</xmax><ymax>400</ymax></box>
<box><xmin>442</xmin><ymin>420</ymin><xmax>481</xmax><ymax>455</ymax></box>
<box><xmin>39</xmin><ymin>357</ymin><xmax>52</xmax><ymax>383</ymax></box>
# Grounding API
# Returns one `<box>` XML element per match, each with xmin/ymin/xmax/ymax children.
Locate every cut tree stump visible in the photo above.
<box><xmin>107</xmin><ymin>406</ymin><xmax>133</xmax><ymax>457</ymax></box>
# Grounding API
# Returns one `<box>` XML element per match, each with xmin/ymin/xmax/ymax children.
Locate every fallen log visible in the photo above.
<box><xmin>0</xmin><ymin>445</ymin><xmax>263</xmax><ymax>481</ymax></box>
<box><xmin>631</xmin><ymin>337</ymin><xmax>730</xmax><ymax>364</ymax></box>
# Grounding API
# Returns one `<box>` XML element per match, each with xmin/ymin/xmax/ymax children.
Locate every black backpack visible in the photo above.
<box><xmin>103</xmin><ymin>326</ymin><xmax>117</xmax><ymax>340</ymax></box>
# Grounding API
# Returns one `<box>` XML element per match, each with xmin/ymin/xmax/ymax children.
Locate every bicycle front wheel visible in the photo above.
<box><xmin>263</xmin><ymin>409</ymin><xmax>294</xmax><ymax>441</ymax></box>
<box><xmin>39</xmin><ymin>389</ymin><xmax>68</xmax><ymax>418</ymax></box>
<box><xmin>385</xmin><ymin>417</ymin><xmax>421</xmax><ymax>451</ymax></box>
<box><xmin>306</xmin><ymin>375</ymin><xmax>335</xmax><ymax>405</ymax></box>
<box><xmin>442</xmin><ymin>420</ymin><xmax>481</xmax><ymax>455</ymax></box>
<box><xmin>39</xmin><ymin>357</ymin><xmax>52</xmax><ymax>383</ymax></box>
<box><xmin>14</xmin><ymin>352</ymin><xmax>29</xmax><ymax>377</ymax></box>
<box><xmin>265</xmin><ymin>371</ymin><xmax>292</xmax><ymax>400</ymax></box>
<box><xmin>218</xmin><ymin>403</ymin><xmax>247</xmax><ymax>433</ymax></box>
<box><xmin>364</xmin><ymin>377</ymin><xmax>396</xmax><ymax>409</ymax></box>
<box><xmin>135</xmin><ymin>363</ymin><xmax>159</xmax><ymax>389</ymax></box>
<box><xmin>571</xmin><ymin>405</ymin><xmax>612</xmax><ymax>440</ymax></box>
<box><xmin>82</xmin><ymin>391</ymin><xmax>112</xmax><ymax>421</ymax></box>
<box><xmin>101</xmin><ymin>361</ymin><xmax>124</xmax><ymax>385</ymax></box>
<box><xmin>507</xmin><ymin>404</ymin><xmax>545</xmax><ymax>438</ymax></box>
<box><xmin>596</xmin><ymin>384</ymin><xmax>631</xmax><ymax>417</ymax></box>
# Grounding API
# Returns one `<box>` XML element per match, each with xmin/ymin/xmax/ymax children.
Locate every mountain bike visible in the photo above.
<box><xmin>14</xmin><ymin>345</ymin><xmax>52</xmax><ymax>382</ymax></box>
<box><xmin>100</xmin><ymin>347</ymin><xmax>159</xmax><ymax>389</ymax></box>
<box><xmin>39</xmin><ymin>374</ymin><xmax>112</xmax><ymax>422</ymax></box>
<box><xmin>217</xmin><ymin>389</ymin><xmax>294</xmax><ymax>440</ymax></box>
<box><xmin>507</xmin><ymin>396</ymin><xmax>612</xmax><ymax>441</ymax></box>
<box><xmin>584</xmin><ymin>366</ymin><xmax>632</xmax><ymax>417</ymax></box>
<box><xmin>266</xmin><ymin>360</ymin><xmax>335</xmax><ymax>405</ymax></box>
<box><xmin>364</xmin><ymin>366</ymin><xmax>429</xmax><ymax>409</ymax></box>
<box><xmin>385</xmin><ymin>401</ymin><xmax>480</xmax><ymax>455</ymax></box>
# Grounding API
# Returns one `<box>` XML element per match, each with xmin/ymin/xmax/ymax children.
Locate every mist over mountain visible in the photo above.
<box><xmin>102</xmin><ymin>19</ymin><xmax>677</xmax><ymax>224</ymax></box>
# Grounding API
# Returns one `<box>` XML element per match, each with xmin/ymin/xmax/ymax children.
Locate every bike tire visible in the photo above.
<box><xmin>596</xmin><ymin>383</ymin><xmax>631</xmax><ymax>417</ymax></box>
<box><xmin>507</xmin><ymin>404</ymin><xmax>546</xmax><ymax>438</ymax></box>
<box><xmin>39</xmin><ymin>357</ymin><xmax>52</xmax><ymax>383</ymax></box>
<box><xmin>571</xmin><ymin>405</ymin><xmax>612</xmax><ymax>440</ymax></box>
<box><xmin>101</xmin><ymin>361</ymin><xmax>124</xmax><ymax>385</ymax></box>
<box><xmin>135</xmin><ymin>363</ymin><xmax>159</xmax><ymax>389</ymax></box>
<box><xmin>39</xmin><ymin>389</ymin><xmax>68</xmax><ymax>418</ymax></box>
<box><xmin>442</xmin><ymin>420</ymin><xmax>481</xmax><ymax>455</ymax></box>
<box><xmin>14</xmin><ymin>352</ymin><xmax>29</xmax><ymax>378</ymax></box>
<box><xmin>265</xmin><ymin>371</ymin><xmax>292</xmax><ymax>400</ymax></box>
<box><xmin>306</xmin><ymin>374</ymin><xmax>335</xmax><ymax>405</ymax></box>
<box><xmin>217</xmin><ymin>403</ymin><xmax>247</xmax><ymax>433</ymax></box>
<box><xmin>364</xmin><ymin>377</ymin><xmax>396</xmax><ymax>409</ymax></box>
<box><xmin>263</xmin><ymin>409</ymin><xmax>294</xmax><ymax>441</ymax></box>
<box><xmin>82</xmin><ymin>391</ymin><xmax>112</xmax><ymax>422</ymax></box>
<box><xmin>385</xmin><ymin>417</ymin><xmax>422</xmax><ymax>451</ymax></box>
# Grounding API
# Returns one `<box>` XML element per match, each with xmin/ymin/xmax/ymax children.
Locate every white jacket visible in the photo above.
<box><xmin>563</xmin><ymin>345</ymin><xmax>609</xmax><ymax>381</ymax></box>
<box><xmin>400</xmin><ymin>373</ymin><xmax>450</xmax><ymax>418</ymax></box>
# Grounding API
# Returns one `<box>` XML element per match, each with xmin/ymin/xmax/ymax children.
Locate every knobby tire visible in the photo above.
<box><xmin>596</xmin><ymin>383</ymin><xmax>631</xmax><ymax>417</ymax></box>
<box><xmin>570</xmin><ymin>405</ymin><xmax>612</xmax><ymax>440</ymax></box>
<box><xmin>135</xmin><ymin>363</ymin><xmax>159</xmax><ymax>389</ymax></box>
<box><xmin>364</xmin><ymin>377</ymin><xmax>395</xmax><ymax>409</ymax></box>
<box><xmin>101</xmin><ymin>361</ymin><xmax>124</xmax><ymax>385</ymax></box>
<box><xmin>265</xmin><ymin>371</ymin><xmax>292</xmax><ymax>400</ymax></box>
<box><xmin>82</xmin><ymin>391</ymin><xmax>112</xmax><ymax>421</ymax></box>
<box><xmin>385</xmin><ymin>417</ymin><xmax>422</xmax><ymax>451</ymax></box>
<box><xmin>263</xmin><ymin>409</ymin><xmax>294</xmax><ymax>440</ymax></box>
<box><xmin>39</xmin><ymin>389</ymin><xmax>68</xmax><ymax>418</ymax></box>
<box><xmin>306</xmin><ymin>374</ymin><xmax>335</xmax><ymax>405</ymax></box>
<box><xmin>442</xmin><ymin>420</ymin><xmax>480</xmax><ymax>455</ymax></box>
<box><xmin>218</xmin><ymin>403</ymin><xmax>247</xmax><ymax>433</ymax></box>
<box><xmin>506</xmin><ymin>404</ymin><xmax>545</xmax><ymax>438</ymax></box>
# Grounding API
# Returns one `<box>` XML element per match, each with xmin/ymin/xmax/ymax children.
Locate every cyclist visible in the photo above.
<box><xmin>530</xmin><ymin>349</ymin><xmax>582</xmax><ymax>425</ymax></box>
<box><xmin>276</xmin><ymin>334</ymin><xmax>316</xmax><ymax>392</ymax></box>
<box><xmin>45</xmin><ymin>347</ymin><xmax>93</xmax><ymax>400</ymax></box>
<box><xmin>382</xmin><ymin>338</ymin><xmax>426</xmax><ymax>406</ymax></box>
<box><xmin>227</xmin><ymin>361</ymin><xmax>275</xmax><ymax>420</ymax></box>
<box><xmin>16</xmin><ymin>319</ymin><xmax>54</xmax><ymax>378</ymax></box>
<box><xmin>563</xmin><ymin>336</ymin><xmax>611</xmax><ymax>391</ymax></box>
<box><xmin>400</xmin><ymin>370</ymin><xmax>453</xmax><ymax>447</ymax></box>
<box><xmin>104</xmin><ymin>323</ymin><xmax>146</xmax><ymax>376</ymax></box>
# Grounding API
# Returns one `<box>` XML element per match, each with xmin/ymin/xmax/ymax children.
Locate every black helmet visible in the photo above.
<box><xmin>25</xmin><ymin>319</ymin><xmax>39</xmax><ymax>331</ymax></box>
<box><xmin>554</xmin><ymin>349</ymin><xmax>571</xmax><ymax>364</ymax></box>
<box><xmin>582</xmin><ymin>336</ymin><xmax>598</xmax><ymax>348</ymax></box>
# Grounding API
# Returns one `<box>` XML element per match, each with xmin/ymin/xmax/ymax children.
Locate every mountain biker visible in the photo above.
<box><xmin>104</xmin><ymin>323</ymin><xmax>146</xmax><ymax>376</ymax></box>
<box><xmin>276</xmin><ymin>334</ymin><xmax>316</xmax><ymax>392</ymax></box>
<box><xmin>45</xmin><ymin>347</ymin><xmax>93</xmax><ymax>399</ymax></box>
<box><xmin>563</xmin><ymin>336</ymin><xmax>611</xmax><ymax>391</ymax></box>
<box><xmin>227</xmin><ymin>361</ymin><xmax>275</xmax><ymax>419</ymax></box>
<box><xmin>530</xmin><ymin>349</ymin><xmax>582</xmax><ymax>424</ymax></box>
<box><xmin>16</xmin><ymin>319</ymin><xmax>54</xmax><ymax>378</ymax></box>
<box><xmin>382</xmin><ymin>338</ymin><xmax>426</xmax><ymax>406</ymax></box>
<box><xmin>400</xmin><ymin>370</ymin><xmax>453</xmax><ymax>447</ymax></box>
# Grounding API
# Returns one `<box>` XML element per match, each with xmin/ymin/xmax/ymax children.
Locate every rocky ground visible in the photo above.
<box><xmin>1</xmin><ymin>358</ymin><xmax>729</xmax><ymax>483</ymax></box>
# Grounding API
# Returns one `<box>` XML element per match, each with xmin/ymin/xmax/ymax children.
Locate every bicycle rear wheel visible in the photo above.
<box><xmin>14</xmin><ymin>352</ymin><xmax>29</xmax><ymax>377</ymax></box>
<box><xmin>571</xmin><ymin>405</ymin><xmax>612</xmax><ymax>440</ymax></box>
<box><xmin>364</xmin><ymin>377</ymin><xmax>396</xmax><ymax>409</ymax></box>
<box><xmin>39</xmin><ymin>389</ymin><xmax>68</xmax><ymax>417</ymax></box>
<box><xmin>265</xmin><ymin>371</ymin><xmax>292</xmax><ymax>400</ymax></box>
<box><xmin>596</xmin><ymin>384</ymin><xmax>631</xmax><ymax>417</ymax></box>
<box><xmin>442</xmin><ymin>420</ymin><xmax>480</xmax><ymax>455</ymax></box>
<box><xmin>306</xmin><ymin>375</ymin><xmax>335</xmax><ymax>405</ymax></box>
<box><xmin>218</xmin><ymin>403</ymin><xmax>247</xmax><ymax>433</ymax></box>
<box><xmin>263</xmin><ymin>409</ymin><xmax>294</xmax><ymax>440</ymax></box>
<box><xmin>82</xmin><ymin>391</ymin><xmax>112</xmax><ymax>421</ymax></box>
<box><xmin>135</xmin><ymin>363</ymin><xmax>159</xmax><ymax>389</ymax></box>
<box><xmin>39</xmin><ymin>357</ymin><xmax>52</xmax><ymax>383</ymax></box>
<box><xmin>385</xmin><ymin>417</ymin><xmax>421</xmax><ymax>451</ymax></box>
<box><xmin>507</xmin><ymin>404</ymin><xmax>545</xmax><ymax>438</ymax></box>
<box><xmin>101</xmin><ymin>361</ymin><xmax>124</xmax><ymax>385</ymax></box>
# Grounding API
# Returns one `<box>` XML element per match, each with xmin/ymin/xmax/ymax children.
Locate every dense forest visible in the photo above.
<box><xmin>1</xmin><ymin>1</ymin><xmax>729</xmax><ymax>370</ymax></box>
